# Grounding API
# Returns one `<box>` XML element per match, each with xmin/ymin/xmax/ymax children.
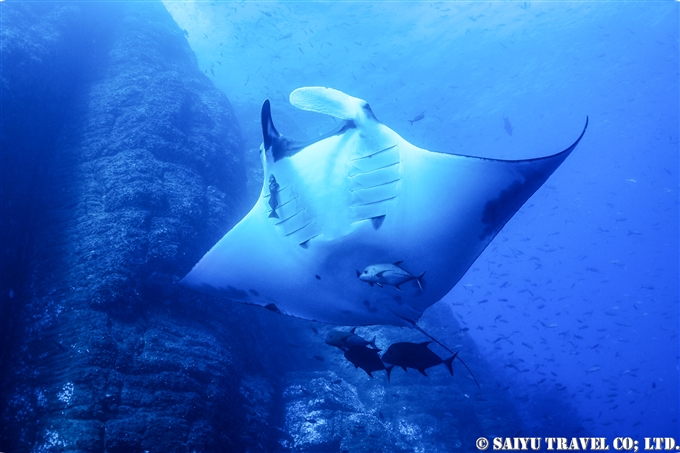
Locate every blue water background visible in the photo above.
<box><xmin>165</xmin><ymin>1</ymin><xmax>679</xmax><ymax>439</ymax></box>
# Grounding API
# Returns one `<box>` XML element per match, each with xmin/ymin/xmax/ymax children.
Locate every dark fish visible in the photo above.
<box><xmin>503</xmin><ymin>116</ymin><xmax>513</xmax><ymax>136</ymax></box>
<box><xmin>408</xmin><ymin>113</ymin><xmax>425</xmax><ymax>125</ymax></box>
<box><xmin>326</xmin><ymin>327</ymin><xmax>377</xmax><ymax>350</ymax></box>
<box><xmin>381</xmin><ymin>341</ymin><xmax>457</xmax><ymax>377</ymax></box>
<box><xmin>268</xmin><ymin>174</ymin><xmax>280</xmax><ymax>218</ymax></box>
<box><xmin>343</xmin><ymin>345</ymin><xmax>389</xmax><ymax>379</ymax></box>
<box><xmin>313</xmin><ymin>355</ymin><xmax>325</xmax><ymax>362</ymax></box>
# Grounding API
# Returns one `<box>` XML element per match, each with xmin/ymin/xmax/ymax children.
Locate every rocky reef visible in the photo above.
<box><xmin>0</xmin><ymin>2</ymin><xmax>271</xmax><ymax>452</ymax></box>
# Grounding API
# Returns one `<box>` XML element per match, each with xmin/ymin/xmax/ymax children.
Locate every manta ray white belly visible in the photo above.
<box><xmin>181</xmin><ymin>87</ymin><xmax>587</xmax><ymax>326</ymax></box>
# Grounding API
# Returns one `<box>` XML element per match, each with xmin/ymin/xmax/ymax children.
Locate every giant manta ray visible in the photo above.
<box><xmin>182</xmin><ymin>87</ymin><xmax>587</xmax><ymax>327</ymax></box>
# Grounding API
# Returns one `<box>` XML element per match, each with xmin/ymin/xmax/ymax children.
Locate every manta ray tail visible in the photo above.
<box><xmin>411</xmin><ymin>321</ymin><xmax>481</xmax><ymax>389</ymax></box>
<box><xmin>268</xmin><ymin>210</ymin><xmax>279</xmax><ymax>219</ymax></box>
<box><xmin>454</xmin><ymin>355</ymin><xmax>480</xmax><ymax>390</ymax></box>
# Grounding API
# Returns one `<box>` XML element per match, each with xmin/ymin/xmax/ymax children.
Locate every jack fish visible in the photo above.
<box><xmin>357</xmin><ymin>261</ymin><xmax>425</xmax><ymax>292</ymax></box>
<box><xmin>381</xmin><ymin>341</ymin><xmax>457</xmax><ymax>377</ymax></box>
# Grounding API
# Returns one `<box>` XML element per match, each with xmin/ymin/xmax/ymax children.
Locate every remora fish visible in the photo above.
<box><xmin>357</xmin><ymin>261</ymin><xmax>425</xmax><ymax>292</ymax></box>
<box><xmin>268</xmin><ymin>174</ymin><xmax>280</xmax><ymax>218</ymax></box>
<box><xmin>325</xmin><ymin>327</ymin><xmax>377</xmax><ymax>350</ymax></box>
<box><xmin>344</xmin><ymin>345</ymin><xmax>390</xmax><ymax>379</ymax></box>
<box><xmin>381</xmin><ymin>341</ymin><xmax>457</xmax><ymax>377</ymax></box>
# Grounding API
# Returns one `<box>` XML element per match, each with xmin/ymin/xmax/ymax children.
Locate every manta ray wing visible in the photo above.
<box><xmin>181</xmin><ymin>87</ymin><xmax>587</xmax><ymax>326</ymax></box>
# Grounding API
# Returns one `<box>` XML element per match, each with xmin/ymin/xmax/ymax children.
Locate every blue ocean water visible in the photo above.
<box><xmin>166</xmin><ymin>0</ymin><xmax>679</xmax><ymax>441</ymax></box>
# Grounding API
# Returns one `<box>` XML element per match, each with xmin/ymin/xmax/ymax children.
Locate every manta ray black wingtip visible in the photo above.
<box><xmin>571</xmin><ymin>115</ymin><xmax>589</xmax><ymax>145</ymax></box>
<box><xmin>261</xmin><ymin>99</ymin><xmax>279</xmax><ymax>152</ymax></box>
<box><xmin>558</xmin><ymin>115</ymin><xmax>589</xmax><ymax>157</ymax></box>
<box><xmin>579</xmin><ymin>116</ymin><xmax>589</xmax><ymax>141</ymax></box>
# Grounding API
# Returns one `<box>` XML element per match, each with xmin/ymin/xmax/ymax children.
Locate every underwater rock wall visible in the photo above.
<box><xmin>0</xmin><ymin>2</ymin><xmax>278</xmax><ymax>452</ymax></box>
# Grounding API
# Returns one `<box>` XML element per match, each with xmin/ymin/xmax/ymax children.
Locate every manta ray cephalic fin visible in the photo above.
<box><xmin>290</xmin><ymin>86</ymin><xmax>378</xmax><ymax>124</ymax></box>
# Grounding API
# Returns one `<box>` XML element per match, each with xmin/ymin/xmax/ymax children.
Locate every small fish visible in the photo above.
<box><xmin>268</xmin><ymin>174</ymin><xmax>280</xmax><ymax>218</ymax></box>
<box><xmin>313</xmin><ymin>355</ymin><xmax>325</xmax><ymax>362</ymax></box>
<box><xmin>408</xmin><ymin>113</ymin><xmax>425</xmax><ymax>126</ymax></box>
<box><xmin>343</xmin><ymin>345</ymin><xmax>389</xmax><ymax>379</ymax></box>
<box><xmin>381</xmin><ymin>341</ymin><xmax>457</xmax><ymax>377</ymax></box>
<box><xmin>326</xmin><ymin>327</ymin><xmax>377</xmax><ymax>350</ymax></box>
<box><xmin>357</xmin><ymin>261</ymin><xmax>425</xmax><ymax>292</ymax></box>
<box><xmin>503</xmin><ymin>115</ymin><xmax>513</xmax><ymax>136</ymax></box>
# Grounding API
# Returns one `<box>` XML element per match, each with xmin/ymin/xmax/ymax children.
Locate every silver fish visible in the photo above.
<box><xmin>357</xmin><ymin>261</ymin><xmax>425</xmax><ymax>292</ymax></box>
